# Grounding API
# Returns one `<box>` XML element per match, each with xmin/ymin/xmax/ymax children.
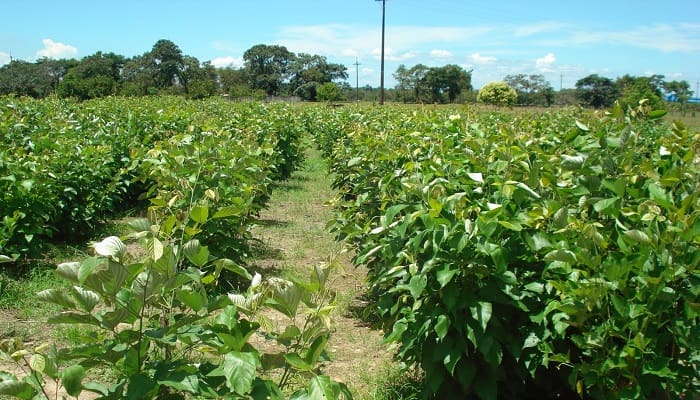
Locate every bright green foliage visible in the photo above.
<box><xmin>477</xmin><ymin>81</ymin><xmax>517</xmax><ymax>106</ymax></box>
<box><xmin>0</xmin><ymin>96</ymin><xmax>305</xmax><ymax>261</ymax></box>
<box><xmin>317</xmin><ymin>82</ymin><xmax>341</xmax><ymax>103</ymax></box>
<box><xmin>305</xmin><ymin>104</ymin><xmax>699</xmax><ymax>399</ymax></box>
<box><xmin>0</xmin><ymin>203</ymin><xmax>350</xmax><ymax>399</ymax></box>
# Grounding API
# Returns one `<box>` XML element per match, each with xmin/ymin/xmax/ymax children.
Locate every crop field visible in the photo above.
<box><xmin>0</xmin><ymin>97</ymin><xmax>698</xmax><ymax>399</ymax></box>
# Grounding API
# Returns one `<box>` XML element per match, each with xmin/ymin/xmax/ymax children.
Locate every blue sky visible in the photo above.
<box><xmin>1</xmin><ymin>0</ymin><xmax>698</xmax><ymax>91</ymax></box>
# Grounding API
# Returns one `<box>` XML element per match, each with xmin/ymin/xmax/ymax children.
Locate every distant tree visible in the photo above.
<box><xmin>504</xmin><ymin>74</ymin><xmax>554</xmax><ymax>106</ymax></box>
<box><xmin>180</xmin><ymin>58</ymin><xmax>217</xmax><ymax>99</ymax></box>
<box><xmin>554</xmin><ymin>89</ymin><xmax>579</xmax><ymax>106</ymax></box>
<box><xmin>316</xmin><ymin>82</ymin><xmax>341</xmax><ymax>103</ymax></box>
<box><xmin>477</xmin><ymin>81</ymin><xmax>517</xmax><ymax>106</ymax></box>
<box><xmin>243</xmin><ymin>44</ymin><xmax>294</xmax><ymax>96</ymax></box>
<box><xmin>575</xmin><ymin>74</ymin><xmax>619</xmax><ymax>108</ymax></box>
<box><xmin>617</xmin><ymin>76</ymin><xmax>665</xmax><ymax>111</ymax></box>
<box><xmin>217</xmin><ymin>67</ymin><xmax>249</xmax><ymax>97</ymax></box>
<box><xmin>150</xmin><ymin>39</ymin><xmax>184</xmax><ymax>89</ymax></box>
<box><xmin>57</xmin><ymin>52</ymin><xmax>125</xmax><ymax>99</ymax></box>
<box><xmin>663</xmin><ymin>80</ymin><xmax>692</xmax><ymax>112</ymax></box>
<box><xmin>288</xmin><ymin>53</ymin><xmax>347</xmax><ymax>101</ymax></box>
<box><xmin>424</xmin><ymin>64</ymin><xmax>472</xmax><ymax>103</ymax></box>
<box><xmin>0</xmin><ymin>58</ymin><xmax>75</xmax><ymax>97</ymax></box>
<box><xmin>121</xmin><ymin>54</ymin><xmax>155</xmax><ymax>96</ymax></box>
<box><xmin>393</xmin><ymin>64</ymin><xmax>429</xmax><ymax>103</ymax></box>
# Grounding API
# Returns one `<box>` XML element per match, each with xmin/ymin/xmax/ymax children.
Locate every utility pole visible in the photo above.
<box><xmin>376</xmin><ymin>0</ymin><xmax>386</xmax><ymax>105</ymax></box>
<box><xmin>354</xmin><ymin>58</ymin><xmax>361</xmax><ymax>102</ymax></box>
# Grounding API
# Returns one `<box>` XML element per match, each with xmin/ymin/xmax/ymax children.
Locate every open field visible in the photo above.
<box><xmin>1</xmin><ymin>97</ymin><xmax>698</xmax><ymax>399</ymax></box>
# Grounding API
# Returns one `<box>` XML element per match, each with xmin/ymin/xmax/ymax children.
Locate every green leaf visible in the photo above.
<box><xmin>216</xmin><ymin>352</ymin><xmax>258</xmax><ymax>395</ymax></box>
<box><xmin>624</xmin><ymin>230</ymin><xmax>652</xmax><ymax>245</ymax></box>
<box><xmin>190</xmin><ymin>205</ymin><xmax>209</xmax><ymax>224</ymax></box>
<box><xmin>408</xmin><ymin>274</ymin><xmax>427</xmax><ymax>299</ymax></box>
<box><xmin>61</xmin><ymin>365</ymin><xmax>85</xmax><ymax>397</ymax></box>
<box><xmin>284</xmin><ymin>353</ymin><xmax>313</xmax><ymax>372</ymax></box>
<box><xmin>544</xmin><ymin>249</ymin><xmax>577</xmax><ymax>264</ymax></box>
<box><xmin>212</xmin><ymin>206</ymin><xmax>240</xmax><ymax>219</ymax></box>
<box><xmin>213</xmin><ymin>259</ymin><xmax>251</xmax><ymax>280</ymax></box>
<box><xmin>470</xmin><ymin>302</ymin><xmax>492</xmax><ymax>332</ymax></box>
<box><xmin>92</xmin><ymin>236</ymin><xmax>126</xmax><ymax>260</ymax></box>
<box><xmin>561</xmin><ymin>154</ymin><xmax>585</xmax><ymax>170</ymax></box>
<box><xmin>575</xmin><ymin>120</ymin><xmax>589</xmax><ymax>131</ymax></box>
<box><xmin>434</xmin><ymin>315</ymin><xmax>450</xmax><ymax>341</ymax></box>
<box><xmin>305</xmin><ymin>336</ymin><xmax>328</xmax><ymax>366</ymax></box>
<box><xmin>29</xmin><ymin>354</ymin><xmax>45</xmax><ymax>372</ymax></box>
<box><xmin>182</xmin><ymin>239</ymin><xmax>210</xmax><ymax>267</ymax></box>
<box><xmin>436</xmin><ymin>265</ymin><xmax>457</xmax><ymax>288</ymax></box>
<box><xmin>0</xmin><ymin>374</ymin><xmax>35</xmax><ymax>399</ymax></box>
<box><xmin>347</xmin><ymin>157</ymin><xmax>362</xmax><ymax>167</ymax></box>
<box><xmin>648</xmin><ymin>109</ymin><xmax>667</xmax><ymax>120</ymax></box>
<box><xmin>71</xmin><ymin>286</ymin><xmax>100</xmax><ymax>312</ymax></box>
<box><xmin>37</xmin><ymin>289</ymin><xmax>77</xmax><ymax>309</ymax></box>
<box><xmin>48</xmin><ymin>312</ymin><xmax>101</xmax><ymax>327</ymax></box>
<box><xmin>593</xmin><ymin>197</ymin><xmax>618</xmax><ymax>213</ymax></box>
<box><xmin>515</xmin><ymin>182</ymin><xmax>541</xmax><ymax>200</ymax></box>
<box><xmin>0</xmin><ymin>255</ymin><xmax>13</xmax><ymax>264</ymax></box>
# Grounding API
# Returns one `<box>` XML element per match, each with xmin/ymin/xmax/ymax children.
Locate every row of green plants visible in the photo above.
<box><xmin>0</xmin><ymin>181</ymin><xmax>350</xmax><ymax>399</ymax></box>
<box><xmin>304</xmin><ymin>102</ymin><xmax>699</xmax><ymax>399</ymax></box>
<box><xmin>1</xmin><ymin>97</ymin><xmax>351</xmax><ymax>398</ymax></box>
<box><xmin>0</xmin><ymin>96</ymin><xmax>303</xmax><ymax>262</ymax></box>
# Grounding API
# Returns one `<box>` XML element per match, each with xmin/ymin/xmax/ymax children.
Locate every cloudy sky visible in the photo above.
<box><xmin>1</xmin><ymin>0</ymin><xmax>698</xmax><ymax>90</ymax></box>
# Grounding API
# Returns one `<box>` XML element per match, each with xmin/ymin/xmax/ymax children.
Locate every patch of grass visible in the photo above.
<box><xmin>356</xmin><ymin>362</ymin><xmax>423</xmax><ymax>400</ymax></box>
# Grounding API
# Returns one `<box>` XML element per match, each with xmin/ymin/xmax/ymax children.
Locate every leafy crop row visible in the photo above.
<box><xmin>0</xmin><ymin>96</ymin><xmax>305</xmax><ymax>262</ymax></box>
<box><xmin>307</xmin><ymin>104</ymin><xmax>699</xmax><ymax>399</ymax></box>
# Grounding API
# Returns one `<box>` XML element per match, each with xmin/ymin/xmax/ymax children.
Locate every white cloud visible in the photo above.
<box><xmin>471</xmin><ymin>53</ymin><xmax>497</xmax><ymax>64</ymax></box>
<box><xmin>372</xmin><ymin>47</ymin><xmax>417</xmax><ymax>62</ymax></box>
<box><xmin>0</xmin><ymin>51</ymin><xmax>10</xmax><ymax>66</ymax></box>
<box><xmin>210</xmin><ymin>56</ymin><xmax>243</xmax><ymax>68</ymax></box>
<box><xmin>35</xmin><ymin>38</ymin><xmax>77</xmax><ymax>59</ymax></box>
<box><xmin>535</xmin><ymin>53</ymin><xmax>556</xmax><ymax>71</ymax></box>
<box><xmin>568</xmin><ymin>23</ymin><xmax>700</xmax><ymax>53</ymax></box>
<box><xmin>275</xmin><ymin>24</ymin><xmax>493</xmax><ymax>59</ymax></box>
<box><xmin>514</xmin><ymin>21</ymin><xmax>569</xmax><ymax>37</ymax></box>
<box><xmin>430</xmin><ymin>49</ymin><xmax>453</xmax><ymax>59</ymax></box>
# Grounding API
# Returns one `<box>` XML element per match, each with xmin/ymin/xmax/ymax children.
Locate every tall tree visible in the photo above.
<box><xmin>288</xmin><ymin>53</ymin><xmax>347</xmax><ymax>100</ymax></box>
<box><xmin>616</xmin><ymin>74</ymin><xmax>665</xmax><ymax>110</ymax></box>
<box><xmin>575</xmin><ymin>74</ymin><xmax>619</xmax><ymax>108</ymax></box>
<box><xmin>150</xmin><ymin>39</ymin><xmax>184</xmax><ymax>89</ymax></box>
<box><xmin>243</xmin><ymin>44</ymin><xmax>294</xmax><ymax>96</ymax></box>
<box><xmin>393</xmin><ymin>64</ymin><xmax>429</xmax><ymax>103</ymax></box>
<box><xmin>424</xmin><ymin>64</ymin><xmax>472</xmax><ymax>103</ymax></box>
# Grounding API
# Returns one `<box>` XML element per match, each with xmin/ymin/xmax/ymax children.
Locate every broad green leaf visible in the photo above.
<box><xmin>214</xmin><ymin>352</ymin><xmax>258</xmax><ymax>395</ymax></box>
<box><xmin>305</xmin><ymin>336</ymin><xmax>328</xmax><ymax>366</ymax></box>
<box><xmin>213</xmin><ymin>259</ymin><xmax>251</xmax><ymax>280</ymax></box>
<box><xmin>182</xmin><ymin>239</ymin><xmax>210</xmax><ymax>267</ymax></box>
<box><xmin>408</xmin><ymin>274</ymin><xmax>427</xmax><ymax>299</ymax></box>
<box><xmin>624</xmin><ymin>229</ymin><xmax>652</xmax><ymax>245</ymax></box>
<box><xmin>190</xmin><ymin>205</ymin><xmax>209</xmax><ymax>224</ymax></box>
<box><xmin>436</xmin><ymin>265</ymin><xmax>457</xmax><ymax>288</ymax></box>
<box><xmin>92</xmin><ymin>236</ymin><xmax>126</xmax><ymax>260</ymax></box>
<box><xmin>648</xmin><ymin>109</ymin><xmax>667</xmax><ymax>119</ymax></box>
<box><xmin>523</xmin><ymin>332</ymin><xmax>540</xmax><ymax>349</ymax></box>
<box><xmin>48</xmin><ymin>312</ymin><xmax>101</xmax><ymax>326</ymax></box>
<box><xmin>0</xmin><ymin>255</ymin><xmax>12</xmax><ymax>264</ymax></box>
<box><xmin>212</xmin><ymin>206</ymin><xmax>240</xmax><ymax>219</ymax></box>
<box><xmin>61</xmin><ymin>365</ymin><xmax>85</xmax><ymax>397</ymax></box>
<box><xmin>575</xmin><ymin>120</ymin><xmax>589</xmax><ymax>131</ymax></box>
<box><xmin>435</xmin><ymin>315</ymin><xmax>450</xmax><ymax>341</ymax></box>
<box><xmin>29</xmin><ymin>354</ymin><xmax>45</xmax><ymax>372</ymax></box>
<box><xmin>0</xmin><ymin>376</ymin><xmax>35</xmax><ymax>399</ymax></box>
<box><xmin>150</xmin><ymin>237</ymin><xmax>164</xmax><ymax>261</ymax></box>
<box><xmin>127</xmin><ymin>218</ymin><xmax>150</xmax><ymax>233</ymax></box>
<box><xmin>561</xmin><ymin>154</ymin><xmax>585</xmax><ymax>170</ymax></box>
<box><xmin>347</xmin><ymin>157</ymin><xmax>362</xmax><ymax>167</ymax></box>
<box><xmin>37</xmin><ymin>289</ymin><xmax>77</xmax><ymax>309</ymax></box>
<box><xmin>470</xmin><ymin>302</ymin><xmax>492</xmax><ymax>333</ymax></box>
<box><xmin>468</xmin><ymin>172</ymin><xmax>484</xmax><ymax>183</ymax></box>
<box><xmin>593</xmin><ymin>197</ymin><xmax>618</xmax><ymax>213</ymax></box>
<box><xmin>515</xmin><ymin>182</ymin><xmax>541</xmax><ymax>199</ymax></box>
<box><xmin>71</xmin><ymin>286</ymin><xmax>100</xmax><ymax>312</ymax></box>
<box><xmin>544</xmin><ymin>249</ymin><xmax>577</xmax><ymax>264</ymax></box>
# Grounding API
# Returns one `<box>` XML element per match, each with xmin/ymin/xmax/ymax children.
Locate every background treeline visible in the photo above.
<box><xmin>0</xmin><ymin>39</ymin><xmax>348</xmax><ymax>101</ymax></box>
<box><xmin>0</xmin><ymin>38</ymin><xmax>695</xmax><ymax>108</ymax></box>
